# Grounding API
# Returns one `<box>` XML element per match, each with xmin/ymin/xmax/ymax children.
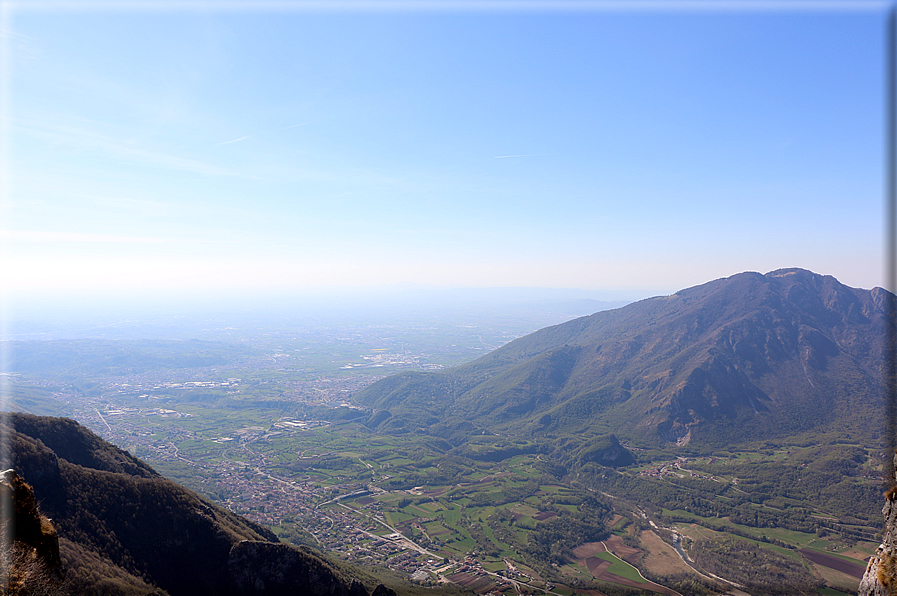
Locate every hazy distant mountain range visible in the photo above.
<box><xmin>355</xmin><ymin>268</ymin><xmax>891</xmax><ymax>448</ymax></box>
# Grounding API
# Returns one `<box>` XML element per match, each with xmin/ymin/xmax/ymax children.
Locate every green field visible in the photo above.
<box><xmin>594</xmin><ymin>552</ymin><xmax>644</xmax><ymax>583</ymax></box>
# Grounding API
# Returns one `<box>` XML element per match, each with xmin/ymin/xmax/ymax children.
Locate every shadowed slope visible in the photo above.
<box><xmin>0</xmin><ymin>413</ymin><xmax>394</xmax><ymax>596</ymax></box>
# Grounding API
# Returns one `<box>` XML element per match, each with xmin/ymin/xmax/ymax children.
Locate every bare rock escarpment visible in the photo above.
<box><xmin>0</xmin><ymin>468</ymin><xmax>66</xmax><ymax>595</ymax></box>
<box><xmin>860</xmin><ymin>453</ymin><xmax>897</xmax><ymax>595</ymax></box>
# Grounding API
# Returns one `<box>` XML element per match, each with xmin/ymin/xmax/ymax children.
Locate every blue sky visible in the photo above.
<box><xmin>1</xmin><ymin>2</ymin><xmax>888</xmax><ymax>311</ymax></box>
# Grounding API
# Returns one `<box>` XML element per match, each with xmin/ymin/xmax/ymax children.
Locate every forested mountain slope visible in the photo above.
<box><xmin>0</xmin><ymin>413</ymin><xmax>391</xmax><ymax>596</ymax></box>
<box><xmin>355</xmin><ymin>268</ymin><xmax>891</xmax><ymax>447</ymax></box>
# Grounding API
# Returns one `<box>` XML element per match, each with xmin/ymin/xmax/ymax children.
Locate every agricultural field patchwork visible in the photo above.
<box><xmin>6</xmin><ymin>333</ymin><xmax>886</xmax><ymax>595</ymax></box>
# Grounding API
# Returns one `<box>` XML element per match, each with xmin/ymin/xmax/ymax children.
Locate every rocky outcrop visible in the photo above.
<box><xmin>0</xmin><ymin>469</ymin><xmax>66</xmax><ymax>595</ymax></box>
<box><xmin>859</xmin><ymin>453</ymin><xmax>897</xmax><ymax>596</ymax></box>
<box><xmin>2</xmin><ymin>414</ymin><xmax>398</xmax><ymax>596</ymax></box>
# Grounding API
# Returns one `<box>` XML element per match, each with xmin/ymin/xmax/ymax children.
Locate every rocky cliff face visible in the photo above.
<box><xmin>0</xmin><ymin>468</ymin><xmax>66</xmax><ymax>595</ymax></box>
<box><xmin>860</xmin><ymin>453</ymin><xmax>897</xmax><ymax>596</ymax></box>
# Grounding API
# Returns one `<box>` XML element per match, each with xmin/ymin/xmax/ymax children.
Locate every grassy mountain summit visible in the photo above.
<box><xmin>354</xmin><ymin>268</ymin><xmax>890</xmax><ymax>448</ymax></box>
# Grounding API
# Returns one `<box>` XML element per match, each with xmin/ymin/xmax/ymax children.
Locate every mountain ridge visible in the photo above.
<box><xmin>354</xmin><ymin>268</ymin><xmax>890</xmax><ymax>447</ymax></box>
<box><xmin>0</xmin><ymin>412</ymin><xmax>398</xmax><ymax>596</ymax></box>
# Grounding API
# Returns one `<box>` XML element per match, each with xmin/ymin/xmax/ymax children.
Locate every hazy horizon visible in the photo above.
<box><xmin>2</xmin><ymin>266</ymin><xmax>881</xmax><ymax>342</ymax></box>
<box><xmin>1</xmin><ymin>1</ymin><xmax>888</xmax><ymax>328</ymax></box>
